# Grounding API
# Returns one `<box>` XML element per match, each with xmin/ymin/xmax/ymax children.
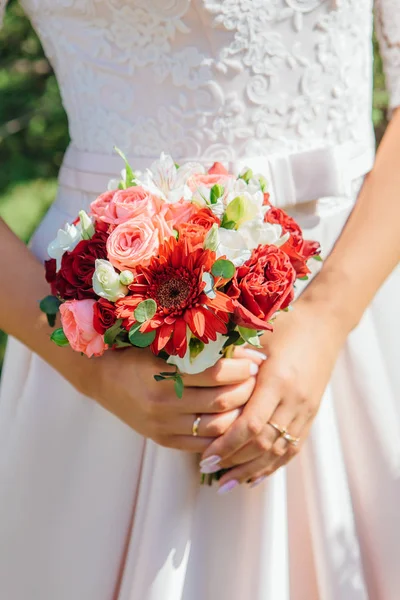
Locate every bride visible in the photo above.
<box><xmin>0</xmin><ymin>1</ymin><xmax>399</xmax><ymax>599</ymax></box>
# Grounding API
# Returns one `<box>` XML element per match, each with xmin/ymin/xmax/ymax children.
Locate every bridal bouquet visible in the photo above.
<box><xmin>41</xmin><ymin>151</ymin><xmax>321</xmax><ymax>398</ymax></box>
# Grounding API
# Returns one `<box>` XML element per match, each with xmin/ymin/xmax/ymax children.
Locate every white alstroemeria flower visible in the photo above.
<box><xmin>240</xmin><ymin>220</ymin><xmax>290</xmax><ymax>250</ymax></box>
<box><xmin>226</xmin><ymin>179</ymin><xmax>264</xmax><ymax>218</ymax></box>
<box><xmin>216</xmin><ymin>228</ymin><xmax>252</xmax><ymax>267</ymax></box>
<box><xmin>191</xmin><ymin>184</ymin><xmax>211</xmax><ymax>207</ymax></box>
<box><xmin>202</xmin><ymin>272</ymin><xmax>216</xmax><ymax>299</ymax></box>
<box><xmin>167</xmin><ymin>331</ymin><xmax>227</xmax><ymax>375</ymax></box>
<box><xmin>92</xmin><ymin>259</ymin><xmax>128</xmax><ymax>302</ymax></box>
<box><xmin>144</xmin><ymin>153</ymin><xmax>204</xmax><ymax>204</ymax></box>
<box><xmin>47</xmin><ymin>222</ymin><xmax>82</xmax><ymax>271</ymax></box>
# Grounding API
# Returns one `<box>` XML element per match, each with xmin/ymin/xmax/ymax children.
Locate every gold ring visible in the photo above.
<box><xmin>282</xmin><ymin>432</ymin><xmax>300</xmax><ymax>446</ymax></box>
<box><xmin>268</xmin><ymin>421</ymin><xmax>287</xmax><ymax>437</ymax></box>
<box><xmin>192</xmin><ymin>415</ymin><xmax>201</xmax><ymax>437</ymax></box>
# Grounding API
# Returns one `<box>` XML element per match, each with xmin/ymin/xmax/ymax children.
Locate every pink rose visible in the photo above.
<box><xmin>90</xmin><ymin>190</ymin><xmax>116</xmax><ymax>222</ymax></box>
<box><xmin>106</xmin><ymin>211</ymin><xmax>174</xmax><ymax>271</ymax></box>
<box><xmin>187</xmin><ymin>172</ymin><xmax>233</xmax><ymax>192</ymax></box>
<box><xmin>165</xmin><ymin>199</ymin><xmax>199</xmax><ymax>227</ymax></box>
<box><xmin>91</xmin><ymin>187</ymin><xmax>164</xmax><ymax>226</ymax></box>
<box><xmin>60</xmin><ymin>299</ymin><xmax>107</xmax><ymax>358</ymax></box>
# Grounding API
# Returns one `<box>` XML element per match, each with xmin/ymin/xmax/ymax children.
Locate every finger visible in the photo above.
<box><xmin>216</xmin><ymin>455</ymin><xmax>270</xmax><ymax>492</ymax></box>
<box><xmin>162</xmin><ymin>376</ymin><xmax>257</xmax><ymax>415</ymax></box>
<box><xmin>158</xmin><ymin>435</ymin><xmax>215</xmax><ymax>453</ymax></box>
<box><xmin>232</xmin><ymin>346</ymin><xmax>267</xmax><ymax>362</ymax></box>
<box><xmin>184</xmin><ymin>358</ymin><xmax>260</xmax><ymax>388</ymax></box>
<box><xmin>163</xmin><ymin>408</ymin><xmax>242</xmax><ymax>437</ymax></box>
<box><xmin>269</xmin><ymin>414</ymin><xmax>311</xmax><ymax>472</ymax></box>
<box><xmin>213</xmin><ymin>423</ymin><xmax>280</xmax><ymax>470</ymax></box>
<box><xmin>200</xmin><ymin>374</ymin><xmax>282</xmax><ymax>462</ymax></box>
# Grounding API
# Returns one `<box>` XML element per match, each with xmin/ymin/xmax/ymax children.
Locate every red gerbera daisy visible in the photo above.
<box><xmin>116</xmin><ymin>237</ymin><xmax>234</xmax><ymax>358</ymax></box>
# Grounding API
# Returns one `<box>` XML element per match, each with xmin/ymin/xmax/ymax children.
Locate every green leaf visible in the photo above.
<box><xmin>238</xmin><ymin>326</ymin><xmax>263</xmax><ymax>348</ymax></box>
<box><xmin>104</xmin><ymin>319</ymin><xmax>123</xmax><ymax>346</ymax></box>
<box><xmin>134</xmin><ymin>299</ymin><xmax>157</xmax><ymax>323</ymax></box>
<box><xmin>174</xmin><ymin>375</ymin><xmax>184</xmax><ymax>399</ymax></box>
<box><xmin>50</xmin><ymin>328</ymin><xmax>69</xmax><ymax>347</ymax></box>
<box><xmin>211</xmin><ymin>259</ymin><xmax>235</xmax><ymax>280</ymax></box>
<box><xmin>220</xmin><ymin>218</ymin><xmax>236</xmax><ymax>230</ymax></box>
<box><xmin>128</xmin><ymin>323</ymin><xmax>156</xmax><ymax>348</ymax></box>
<box><xmin>158</xmin><ymin>371</ymin><xmax>177</xmax><ymax>377</ymax></box>
<box><xmin>154</xmin><ymin>375</ymin><xmax>166</xmax><ymax>382</ymax></box>
<box><xmin>313</xmin><ymin>254</ymin><xmax>323</xmax><ymax>262</ymax></box>
<box><xmin>40</xmin><ymin>295</ymin><xmax>61</xmax><ymax>316</ymax></box>
<box><xmin>298</xmin><ymin>276</ymin><xmax>309</xmax><ymax>281</ymax></box>
<box><xmin>210</xmin><ymin>184</ymin><xmax>224</xmax><ymax>205</ymax></box>
<box><xmin>258</xmin><ymin>175</ymin><xmax>268</xmax><ymax>192</ymax></box>
<box><xmin>223</xmin><ymin>331</ymin><xmax>240</xmax><ymax>347</ymax></box>
<box><xmin>114</xmin><ymin>146</ymin><xmax>136</xmax><ymax>187</ymax></box>
<box><xmin>239</xmin><ymin>168</ymin><xmax>253</xmax><ymax>183</ymax></box>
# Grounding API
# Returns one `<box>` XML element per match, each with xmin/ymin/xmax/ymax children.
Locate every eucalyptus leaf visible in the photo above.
<box><xmin>128</xmin><ymin>323</ymin><xmax>156</xmax><ymax>348</ymax></box>
<box><xmin>238</xmin><ymin>326</ymin><xmax>263</xmax><ymax>348</ymax></box>
<box><xmin>134</xmin><ymin>299</ymin><xmax>157</xmax><ymax>323</ymax></box>
<box><xmin>211</xmin><ymin>259</ymin><xmax>235</xmax><ymax>280</ymax></box>
<box><xmin>313</xmin><ymin>254</ymin><xmax>323</xmax><ymax>262</ymax></box>
<box><xmin>40</xmin><ymin>295</ymin><xmax>61</xmax><ymax>316</ymax></box>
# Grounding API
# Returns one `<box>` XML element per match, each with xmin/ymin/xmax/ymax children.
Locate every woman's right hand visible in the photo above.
<box><xmin>74</xmin><ymin>347</ymin><xmax>263</xmax><ymax>453</ymax></box>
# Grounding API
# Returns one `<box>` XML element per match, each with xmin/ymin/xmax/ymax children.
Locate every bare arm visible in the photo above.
<box><xmin>302</xmin><ymin>108</ymin><xmax>400</xmax><ymax>331</ymax></box>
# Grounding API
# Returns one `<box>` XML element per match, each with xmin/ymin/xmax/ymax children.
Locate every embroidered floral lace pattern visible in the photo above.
<box><xmin>0</xmin><ymin>1</ymin><xmax>399</xmax><ymax>158</ymax></box>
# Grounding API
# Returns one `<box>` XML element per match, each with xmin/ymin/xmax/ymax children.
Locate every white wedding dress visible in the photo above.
<box><xmin>0</xmin><ymin>1</ymin><xmax>399</xmax><ymax>599</ymax></box>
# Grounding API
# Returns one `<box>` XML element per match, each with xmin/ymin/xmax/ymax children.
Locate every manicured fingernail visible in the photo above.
<box><xmin>199</xmin><ymin>455</ymin><xmax>221</xmax><ymax>468</ymax></box>
<box><xmin>245</xmin><ymin>349</ymin><xmax>267</xmax><ymax>361</ymax></box>
<box><xmin>250</xmin><ymin>363</ymin><xmax>259</xmax><ymax>376</ymax></box>
<box><xmin>200</xmin><ymin>463</ymin><xmax>221</xmax><ymax>474</ymax></box>
<box><xmin>218</xmin><ymin>479</ymin><xmax>239</xmax><ymax>495</ymax></box>
<box><xmin>249</xmin><ymin>476</ymin><xmax>266</xmax><ymax>489</ymax></box>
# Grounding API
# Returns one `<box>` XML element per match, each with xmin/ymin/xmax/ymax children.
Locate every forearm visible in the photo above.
<box><xmin>0</xmin><ymin>219</ymin><xmax>87</xmax><ymax>383</ymax></box>
<box><xmin>301</xmin><ymin>109</ymin><xmax>400</xmax><ymax>333</ymax></box>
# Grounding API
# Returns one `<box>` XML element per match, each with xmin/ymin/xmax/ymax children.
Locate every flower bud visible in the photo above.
<box><xmin>203</xmin><ymin>223</ymin><xmax>219</xmax><ymax>252</ymax></box>
<box><xmin>79</xmin><ymin>210</ymin><xmax>95</xmax><ymax>240</ymax></box>
<box><xmin>239</xmin><ymin>167</ymin><xmax>253</xmax><ymax>183</ymax></box>
<box><xmin>119</xmin><ymin>270</ymin><xmax>134</xmax><ymax>286</ymax></box>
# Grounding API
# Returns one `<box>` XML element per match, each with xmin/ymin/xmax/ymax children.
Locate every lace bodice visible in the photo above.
<box><xmin>0</xmin><ymin>0</ymin><xmax>399</xmax><ymax>162</ymax></box>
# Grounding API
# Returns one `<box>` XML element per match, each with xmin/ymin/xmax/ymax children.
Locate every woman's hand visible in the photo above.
<box><xmin>75</xmin><ymin>346</ymin><xmax>263</xmax><ymax>453</ymax></box>
<box><xmin>199</xmin><ymin>298</ymin><xmax>348</xmax><ymax>491</ymax></box>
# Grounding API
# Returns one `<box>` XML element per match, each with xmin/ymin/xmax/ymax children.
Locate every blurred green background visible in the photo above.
<box><xmin>0</xmin><ymin>0</ymin><xmax>390</xmax><ymax>373</ymax></box>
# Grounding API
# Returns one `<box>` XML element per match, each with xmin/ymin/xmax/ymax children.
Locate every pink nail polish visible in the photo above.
<box><xmin>199</xmin><ymin>455</ymin><xmax>221</xmax><ymax>468</ymax></box>
<box><xmin>218</xmin><ymin>479</ymin><xmax>239</xmax><ymax>495</ymax></box>
<box><xmin>249</xmin><ymin>476</ymin><xmax>266</xmax><ymax>489</ymax></box>
<box><xmin>200</xmin><ymin>463</ymin><xmax>221</xmax><ymax>475</ymax></box>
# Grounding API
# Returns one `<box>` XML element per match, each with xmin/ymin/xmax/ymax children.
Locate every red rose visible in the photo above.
<box><xmin>56</xmin><ymin>231</ymin><xmax>108</xmax><ymax>300</ymax></box>
<box><xmin>44</xmin><ymin>258</ymin><xmax>57</xmax><ymax>296</ymax></box>
<box><xmin>187</xmin><ymin>207</ymin><xmax>220</xmax><ymax>229</ymax></box>
<box><xmin>176</xmin><ymin>223</ymin><xmax>209</xmax><ymax>249</ymax></box>
<box><xmin>226</xmin><ymin>245</ymin><xmax>296</xmax><ymax>330</ymax></box>
<box><xmin>264</xmin><ymin>207</ymin><xmax>320</xmax><ymax>277</ymax></box>
<box><xmin>93</xmin><ymin>298</ymin><xmax>117</xmax><ymax>334</ymax></box>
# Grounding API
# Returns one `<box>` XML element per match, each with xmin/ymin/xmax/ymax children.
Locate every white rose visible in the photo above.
<box><xmin>47</xmin><ymin>222</ymin><xmax>82</xmax><ymax>271</ymax></box>
<box><xmin>216</xmin><ymin>228</ymin><xmax>252</xmax><ymax>267</ymax></box>
<box><xmin>92</xmin><ymin>259</ymin><xmax>128</xmax><ymax>302</ymax></box>
<box><xmin>167</xmin><ymin>331</ymin><xmax>227</xmax><ymax>375</ymax></box>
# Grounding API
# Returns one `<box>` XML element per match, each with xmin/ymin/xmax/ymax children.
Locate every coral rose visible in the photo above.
<box><xmin>107</xmin><ymin>212</ymin><xmax>174</xmax><ymax>272</ymax></box>
<box><xmin>164</xmin><ymin>199</ymin><xmax>199</xmax><ymax>227</ymax></box>
<box><xmin>226</xmin><ymin>244</ymin><xmax>296</xmax><ymax>330</ymax></box>
<box><xmin>187</xmin><ymin>207</ymin><xmax>220</xmax><ymax>229</ymax></box>
<box><xmin>91</xmin><ymin>187</ymin><xmax>163</xmax><ymax>226</ymax></box>
<box><xmin>176</xmin><ymin>223</ymin><xmax>208</xmax><ymax>249</ymax></box>
<box><xmin>207</xmin><ymin>162</ymin><xmax>231</xmax><ymax>176</ymax></box>
<box><xmin>60</xmin><ymin>299</ymin><xmax>107</xmax><ymax>357</ymax></box>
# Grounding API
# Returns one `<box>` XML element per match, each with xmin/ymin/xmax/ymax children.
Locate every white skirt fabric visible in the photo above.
<box><xmin>0</xmin><ymin>175</ymin><xmax>399</xmax><ymax>600</ymax></box>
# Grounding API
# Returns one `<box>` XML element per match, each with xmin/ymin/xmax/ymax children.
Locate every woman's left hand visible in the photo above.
<box><xmin>199</xmin><ymin>297</ymin><xmax>348</xmax><ymax>492</ymax></box>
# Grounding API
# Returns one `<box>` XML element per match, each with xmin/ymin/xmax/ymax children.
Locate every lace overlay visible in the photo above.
<box><xmin>0</xmin><ymin>1</ymin><xmax>399</xmax><ymax>157</ymax></box>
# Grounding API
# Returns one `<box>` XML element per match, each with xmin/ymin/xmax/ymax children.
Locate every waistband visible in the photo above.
<box><xmin>58</xmin><ymin>142</ymin><xmax>375</xmax><ymax>210</ymax></box>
